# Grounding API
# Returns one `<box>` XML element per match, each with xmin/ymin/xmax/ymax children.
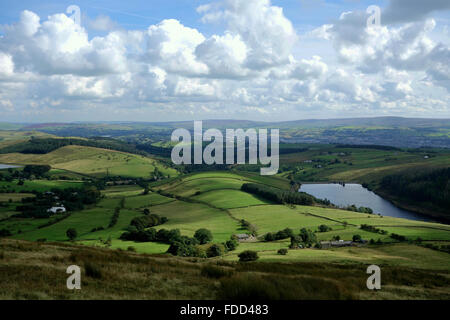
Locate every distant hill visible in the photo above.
<box><xmin>8</xmin><ymin>116</ymin><xmax>450</xmax><ymax>148</ymax></box>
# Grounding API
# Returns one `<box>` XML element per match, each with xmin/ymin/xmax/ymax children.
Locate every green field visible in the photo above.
<box><xmin>0</xmin><ymin>193</ymin><xmax>35</xmax><ymax>202</ymax></box>
<box><xmin>150</xmin><ymin>201</ymin><xmax>241</xmax><ymax>243</ymax></box>
<box><xmin>0</xmin><ymin>145</ymin><xmax>178</xmax><ymax>178</ymax></box>
<box><xmin>163</xmin><ymin>177</ymin><xmax>247</xmax><ymax>197</ymax></box>
<box><xmin>0</xmin><ymin>180</ymin><xmax>85</xmax><ymax>192</ymax></box>
<box><xmin>192</xmin><ymin>189</ymin><xmax>271</xmax><ymax>209</ymax></box>
<box><xmin>101</xmin><ymin>185</ymin><xmax>144</xmax><ymax>197</ymax></box>
<box><xmin>124</xmin><ymin>193</ymin><xmax>175</xmax><ymax>209</ymax></box>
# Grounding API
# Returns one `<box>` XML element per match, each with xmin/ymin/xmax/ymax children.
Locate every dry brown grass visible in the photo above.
<box><xmin>0</xmin><ymin>239</ymin><xmax>449</xmax><ymax>300</ymax></box>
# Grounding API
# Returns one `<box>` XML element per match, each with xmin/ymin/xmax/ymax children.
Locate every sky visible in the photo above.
<box><xmin>0</xmin><ymin>0</ymin><xmax>449</xmax><ymax>122</ymax></box>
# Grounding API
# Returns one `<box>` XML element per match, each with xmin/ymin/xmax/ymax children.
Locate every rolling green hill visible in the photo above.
<box><xmin>0</xmin><ymin>145</ymin><xmax>178</xmax><ymax>178</ymax></box>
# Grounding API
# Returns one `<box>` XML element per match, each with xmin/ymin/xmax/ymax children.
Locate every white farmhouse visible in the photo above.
<box><xmin>47</xmin><ymin>206</ymin><xmax>66</xmax><ymax>214</ymax></box>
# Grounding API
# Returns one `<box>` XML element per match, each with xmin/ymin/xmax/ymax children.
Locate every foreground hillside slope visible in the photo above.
<box><xmin>1</xmin><ymin>239</ymin><xmax>449</xmax><ymax>300</ymax></box>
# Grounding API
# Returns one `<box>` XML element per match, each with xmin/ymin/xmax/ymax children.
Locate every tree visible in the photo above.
<box><xmin>143</xmin><ymin>208</ymin><xmax>150</xmax><ymax>215</ymax></box>
<box><xmin>318</xmin><ymin>224</ymin><xmax>331</xmax><ymax>232</ymax></box>
<box><xmin>66</xmin><ymin>228</ymin><xmax>77</xmax><ymax>241</ymax></box>
<box><xmin>238</xmin><ymin>250</ymin><xmax>259</xmax><ymax>262</ymax></box>
<box><xmin>194</xmin><ymin>228</ymin><xmax>213</xmax><ymax>244</ymax></box>
<box><xmin>264</xmin><ymin>232</ymin><xmax>275</xmax><ymax>242</ymax></box>
<box><xmin>277</xmin><ymin>248</ymin><xmax>288</xmax><ymax>255</ymax></box>
<box><xmin>299</xmin><ymin>228</ymin><xmax>317</xmax><ymax>246</ymax></box>
<box><xmin>0</xmin><ymin>229</ymin><xmax>12</xmax><ymax>237</ymax></box>
<box><xmin>207</xmin><ymin>244</ymin><xmax>223</xmax><ymax>257</ymax></box>
<box><xmin>352</xmin><ymin>234</ymin><xmax>362</xmax><ymax>242</ymax></box>
<box><xmin>225</xmin><ymin>238</ymin><xmax>238</xmax><ymax>251</ymax></box>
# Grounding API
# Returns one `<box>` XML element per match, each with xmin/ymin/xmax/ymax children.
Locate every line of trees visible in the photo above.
<box><xmin>241</xmin><ymin>183</ymin><xmax>315</xmax><ymax>206</ymax></box>
<box><xmin>264</xmin><ymin>228</ymin><xmax>295</xmax><ymax>241</ymax></box>
<box><xmin>360</xmin><ymin>224</ymin><xmax>388</xmax><ymax>234</ymax></box>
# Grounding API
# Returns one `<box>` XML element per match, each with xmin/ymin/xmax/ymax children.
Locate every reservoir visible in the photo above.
<box><xmin>299</xmin><ymin>183</ymin><xmax>435</xmax><ymax>222</ymax></box>
<box><xmin>0</xmin><ymin>164</ymin><xmax>21</xmax><ymax>170</ymax></box>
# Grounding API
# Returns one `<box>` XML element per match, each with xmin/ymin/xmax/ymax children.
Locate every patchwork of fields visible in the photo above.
<box><xmin>1</xmin><ymin>171</ymin><xmax>449</xmax><ymax>271</ymax></box>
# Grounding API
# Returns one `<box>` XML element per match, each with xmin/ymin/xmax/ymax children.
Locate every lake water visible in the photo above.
<box><xmin>0</xmin><ymin>164</ymin><xmax>21</xmax><ymax>170</ymax></box>
<box><xmin>299</xmin><ymin>183</ymin><xmax>435</xmax><ymax>222</ymax></box>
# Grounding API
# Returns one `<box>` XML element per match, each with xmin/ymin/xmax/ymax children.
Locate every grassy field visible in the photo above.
<box><xmin>101</xmin><ymin>185</ymin><xmax>144</xmax><ymax>197</ymax></box>
<box><xmin>150</xmin><ymin>201</ymin><xmax>241</xmax><ymax>243</ymax></box>
<box><xmin>0</xmin><ymin>180</ymin><xmax>85</xmax><ymax>192</ymax></box>
<box><xmin>0</xmin><ymin>193</ymin><xmax>35</xmax><ymax>202</ymax></box>
<box><xmin>123</xmin><ymin>193</ymin><xmax>175</xmax><ymax>209</ymax></box>
<box><xmin>0</xmin><ymin>145</ymin><xmax>178</xmax><ymax>178</ymax></box>
<box><xmin>192</xmin><ymin>189</ymin><xmax>271</xmax><ymax>209</ymax></box>
<box><xmin>162</xmin><ymin>177</ymin><xmax>247</xmax><ymax>197</ymax></box>
<box><xmin>0</xmin><ymin>130</ymin><xmax>55</xmax><ymax>149</ymax></box>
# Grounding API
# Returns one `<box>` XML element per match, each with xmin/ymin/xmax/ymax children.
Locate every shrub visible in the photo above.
<box><xmin>318</xmin><ymin>225</ymin><xmax>332</xmax><ymax>232</ymax></box>
<box><xmin>84</xmin><ymin>262</ymin><xmax>102</xmax><ymax>279</ymax></box>
<box><xmin>0</xmin><ymin>251</ymin><xmax>4</xmax><ymax>259</ymax></box>
<box><xmin>275</xmin><ymin>228</ymin><xmax>294</xmax><ymax>240</ymax></box>
<box><xmin>207</xmin><ymin>244</ymin><xmax>223</xmax><ymax>258</ymax></box>
<box><xmin>238</xmin><ymin>250</ymin><xmax>259</xmax><ymax>262</ymax></box>
<box><xmin>66</xmin><ymin>228</ymin><xmax>77</xmax><ymax>241</ymax></box>
<box><xmin>264</xmin><ymin>232</ymin><xmax>275</xmax><ymax>242</ymax></box>
<box><xmin>277</xmin><ymin>248</ymin><xmax>288</xmax><ymax>255</ymax></box>
<box><xmin>225</xmin><ymin>239</ymin><xmax>238</xmax><ymax>251</ymax></box>
<box><xmin>108</xmin><ymin>207</ymin><xmax>120</xmax><ymax>228</ymax></box>
<box><xmin>130</xmin><ymin>214</ymin><xmax>167</xmax><ymax>230</ymax></box>
<box><xmin>127</xmin><ymin>246</ymin><xmax>136</xmax><ymax>252</ymax></box>
<box><xmin>167</xmin><ymin>241</ymin><xmax>197</xmax><ymax>257</ymax></box>
<box><xmin>390</xmin><ymin>233</ymin><xmax>407</xmax><ymax>242</ymax></box>
<box><xmin>194</xmin><ymin>228</ymin><xmax>213</xmax><ymax>244</ymax></box>
<box><xmin>120</xmin><ymin>228</ymin><xmax>156</xmax><ymax>242</ymax></box>
<box><xmin>0</xmin><ymin>229</ymin><xmax>12</xmax><ymax>237</ymax></box>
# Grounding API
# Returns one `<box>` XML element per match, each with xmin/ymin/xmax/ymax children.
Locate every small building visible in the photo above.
<box><xmin>235</xmin><ymin>234</ymin><xmax>252</xmax><ymax>242</ymax></box>
<box><xmin>47</xmin><ymin>206</ymin><xmax>66</xmax><ymax>214</ymax></box>
<box><xmin>320</xmin><ymin>240</ymin><xmax>354</xmax><ymax>249</ymax></box>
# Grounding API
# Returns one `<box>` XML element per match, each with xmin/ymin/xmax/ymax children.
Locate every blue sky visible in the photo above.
<box><xmin>0</xmin><ymin>0</ymin><xmax>449</xmax><ymax>122</ymax></box>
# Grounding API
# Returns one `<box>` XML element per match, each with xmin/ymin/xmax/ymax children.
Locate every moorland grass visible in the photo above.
<box><xmin>1</xmin><ymin>239</ymin><xmax>449</xmax><ymax>300</ymax></box>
